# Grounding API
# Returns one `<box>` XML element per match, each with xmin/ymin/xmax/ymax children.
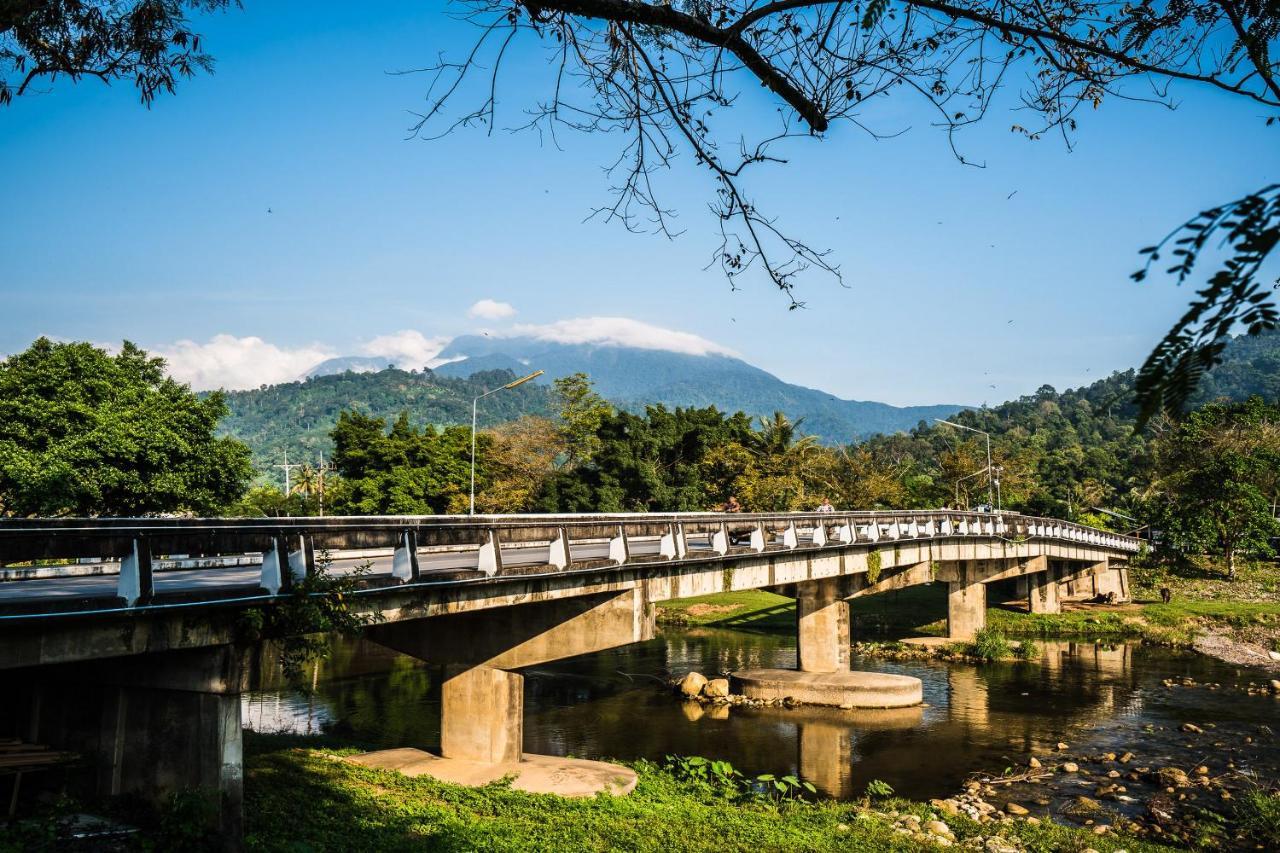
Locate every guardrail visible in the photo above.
<box><xmin>0</xmin><ymin>511</ymin><xmax>1140</xmax><ymax>610</ymax></box>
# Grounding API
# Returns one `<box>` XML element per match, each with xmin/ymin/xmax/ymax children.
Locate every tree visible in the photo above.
<box><xmin>0</xmin><ymin>337</ymin><xmax>253</xmax><ymax>516</ymax></box>
<box><xmin>473</xmin><ymin>415</ymin><xmax>564</xmax><ymax>512</ymax></box>
<box><xmin>329</xmin><ymin>411</ymin><xmax>480</xmax><ymax>515</ymax></box>
<box><xmin>1</xmin><ymin>0</ymin><xmax>233</xmax><ymax>106</ymax></box>
<box><xmin>422</xmin><ymin>0</ymin><xmax>1278</xmax><ymax>417</ymax></box>
<box><xmin>553</xmin><ymin>373</ymin><xmax>612</xmax><ymax>467</ymax></box>
<box><xmin>1146</xmin><ymin>397</ymin><xmax>1280</xmax><ymax>578</ymax></box>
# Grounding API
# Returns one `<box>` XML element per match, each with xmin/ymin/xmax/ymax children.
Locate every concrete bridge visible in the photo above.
<box><xmin>0</xmin><ymin>511</ymin><xmax>1138</xmax><ymax>842</ymax></box>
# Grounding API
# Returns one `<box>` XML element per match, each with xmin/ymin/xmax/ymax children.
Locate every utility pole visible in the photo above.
<box><xmin>276</xmin><ymin>450</ymin><xmax>301</xmax><ymax>497</ymax></box>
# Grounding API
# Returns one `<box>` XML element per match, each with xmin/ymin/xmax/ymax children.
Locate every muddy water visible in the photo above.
<box><xmin>242</xmin><ymin>628</ymin><xmax>1280</xmax><ymax>803</ymax></box>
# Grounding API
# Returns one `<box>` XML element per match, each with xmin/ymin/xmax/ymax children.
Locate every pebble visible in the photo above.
<box><xmin>925</xmin><ymin>819</ymin><xmax>954</xmax><ymax>838</ymax></box>
<box><xmin>1027</xmin><ymin>756</ymin><xmax>1041</xmax><ymax>769</ymax></box>
<box><xmin>1180</xmin><ymin>723</ymin><xmax>1204</xmax><ymax>734</ymax></box>
<box><xmin>1004</xmin><ymin>802</ymin><xmax>1029</xmax><ymax>816</ymax></box>
<box><xmin>1061</xmin><ymin>762</ymin><xmax>1080</xmax><ymax>773</ymax></box>
<box><xmin>1056</xmin><ymin>742</ymin><xmax>1069</xmax><ymax>751</ymax></box>
<box><xmin>1119</xmin><ymin>752</ymin><xmax>1134</xmax><ymax>763</ymax></box>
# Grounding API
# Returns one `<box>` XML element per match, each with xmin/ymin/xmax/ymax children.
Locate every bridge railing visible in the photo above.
<box><xmin>0</xmin><ymin>511</ymin><xmax>1140</xmax><ymax>611</ymax></box>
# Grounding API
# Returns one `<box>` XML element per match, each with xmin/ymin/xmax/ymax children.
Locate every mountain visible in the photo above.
<box><xmin>306</xmin><ymin>356</ymin><xmax>402</xmax><ymax>377</ymax></box>
<box><xmin>433</xmin><ymin>335</ymin><xmax>965</xmax><ymax>443</ymax></box>
<box><xmin>218</xmin><ymin>368</ymin><xmax>554</xmax><ymax>471</ymax></box>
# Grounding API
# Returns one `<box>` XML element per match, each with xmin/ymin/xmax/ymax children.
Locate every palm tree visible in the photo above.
<box><xmin>750</xmin><ymin>411</ymin><xmax>818</xmax><ymax>460</ymax></box>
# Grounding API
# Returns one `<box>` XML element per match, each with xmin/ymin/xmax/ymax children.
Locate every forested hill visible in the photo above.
<box><xmin>218</xmin><ymin>368</ymin><xmax>554</xmax><ymax>472</ymax></box>
<box><xmin>853</xmin><ymin>329</ymin><xmax>1280</xmax><ymax>519</ymax></box>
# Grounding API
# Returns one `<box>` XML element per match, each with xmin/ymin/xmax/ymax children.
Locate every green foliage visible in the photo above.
<box><xmin>864</xmin><ymin>779</ymin><xmax>894</xmax><ymax>799</ymax></box>
<box><xmin>329</xmin><ymin>410</ymin><xmax>480</xmax><ymax>515</ymax></box>
<box><xmin>970</xmin><ymin>627</ymin><xmax>1012</xmax><ymax>661</ymax></box>
<box><xmin>238</xmin><ymin>553</ymin><xmax>381</xmax><ymax>681</ymax></box>
<box><xmin>1146</xmin><ymin>397</ymin><xmax>1280</xmax><ymax>577</ymax></box>
<box><xmin>554</xmin><ymin>372</ymin><xmax>612</xmax><ymax>466</ymax></box>
<box><xmin>0</xmin><ymin>338</ymin><xmax>252</xmax><ymax>516</ymax></box>
<box><xmin>664</xmin><ymin>755</ymin><xmax>815</xmax><ymax>802</ymax></box>
<box><xmin>866</xmin><ymin>550</ymin><xmax>883</xmax><ymax>584</ymax></box>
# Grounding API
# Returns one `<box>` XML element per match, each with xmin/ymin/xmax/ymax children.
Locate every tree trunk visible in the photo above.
<box><xmin>1226</xmin><ymin>547</ymin><xmax>1236</xmax><ymax>580</ymax></box>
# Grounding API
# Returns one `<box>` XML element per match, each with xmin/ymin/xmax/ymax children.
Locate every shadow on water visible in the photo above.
<box><xmin>243</xmin><ymin>627</ymin><xmax>1280</xmax><ymax>802</ymax></box>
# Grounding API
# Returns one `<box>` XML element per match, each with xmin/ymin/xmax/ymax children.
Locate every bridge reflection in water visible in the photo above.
<box><xmin>242</xmin><ymin>629</ymin><xmax>1159</xmax><ymax>802</ymax></box>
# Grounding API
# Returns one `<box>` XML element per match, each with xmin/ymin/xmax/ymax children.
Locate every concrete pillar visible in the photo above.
<box><xmin>1029</xmin><ymin>564</ymin><xmax>1060</xmax><ymax>614</ymax></box>
<box><xmin>946</xmin><ymin>562</ymin><xmax>986</xmax><ymax>640</ymax></box>
<box><xmin>1092</xmin><ymin>559</ymin><xmax>1129</xmax><ymax>600</ymax></box>
<box><xmin>796</xmin><ymin>577</ymin><xmax>850</xmax><ymax>673</ymax></box>
<box><xmin>440</xmin><ymin>664</ymin><xmax>523</xmax><ymax>764</ymax></box>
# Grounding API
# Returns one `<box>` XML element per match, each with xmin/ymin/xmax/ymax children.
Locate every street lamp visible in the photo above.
<box><xmin>935</xmin><ymin>418</ymin><xmax>998</xmax><ymax>512</ymax></box>
<box><xmin>470</xmin><ymin>369</ymin><xmax>544</xmax><ymax>515</ymax></box>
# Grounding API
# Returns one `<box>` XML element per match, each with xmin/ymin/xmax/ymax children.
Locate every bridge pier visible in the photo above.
<box><xmin>797</xmin><ymin>577</ymin><xmax>850</xmax><ymax>673</ymax></box>
<box><xmin>946</xmin><ymin>561</ymin><xmax>987</xmax><ymax>640</ymax></box>
<box><xmin>1029</xmin><ymin>560</ymin><xmax>1061</xmax><ymax>614</ymax></box>
<box><xmin>361</xmin><ymin>589</ymin><xmax>649</xmax><ymax>796</ymax></box>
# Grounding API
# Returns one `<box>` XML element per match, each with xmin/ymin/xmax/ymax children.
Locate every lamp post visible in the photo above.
<box><xmin>470</xmin><ymin>369</ymin><xmax>544</xmax><ymax>515</ymax></box>
<box><xmin>935</xmin><ymin>418</ymin><xmax>998</xmax><ymax>512</ymax></box>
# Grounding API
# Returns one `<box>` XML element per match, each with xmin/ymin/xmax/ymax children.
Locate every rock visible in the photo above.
<box><xmin>984</xmin><ymin>837</ymin><xmax>1020</xmax><ymax>853</ymax></box>
<box><xmin>1093</xmin><ymin>824</ymin><xmax>1111</xmax><ymax>835</ymax></box>
<box><xmin>678</xmin><ymin>672</ymin><xmax>708</xmax><ymax>698</ymax></box>
<box><xmin>702</xmin><ymin>678</ymin><xmax>730</xmax><ymax>698</ymax></box>
<box><xmin>1061</xmin><ymin>762</ymin><xmax>1080</xmax><ymax>773</ymax></box>
<box><xmin>1194</xmin><ymin>765</ymin><xmax>1210</xmax><ymax>776</ymax></box>
<box><xmin>1180</xmin><ymin>723</ymin><xmax>1204</xmax><ymax>734</ymax></box>
<box><xmin>1056</xmin><ymin>742</ymin><xmax>1069</xmax><ymax>751</ymax></box>
<box><xmin>1027</xmin><ymin>756</ymin><xmax>1041</xmax><ymax>769</ymax></box>
<box><xmin>925</xmin><ymin>820</ymin><xmax>954</xmax><ymax>838</ymax></box>
<box><xmin>1025</xmin><ymin>817</ymin><xmax>1040</xmax><ymax>826</ymax></box>
<box><xmin>1107</xmin><ymin>770</ymin><xmax>1121</xmax><ymax>779</ymax></box>
<box><xmin>1269</xmin><ymin>650</ymin><xmax>1280</xmax><ymax>662</ymax></box>
<box><xmin>1119</xmin><ymin>752</ymin><xmax>1134</xmax><ymax>763</ymax></box>
<box><xmin>931</xmin><ymin>799</ymin><xmax>960</xmax><ymax>817</ymax></box>
<box><xmin>1157</xmin><ymin>767</ymin><xmax>1191</xmax><ymax>788</ymax></box>
<box><xmin>1004</xmin><ymin>802</ymin><xmax>1029</xmax><ymax>816</ymax></box>
<box><xmin>1066</xmin><ymin>796</ymin><xmax>1101</xmax><ymax>815</ymax></box>
<box><xmin>1101</xmin><ymin>752</ymin><xmax>1116</xmax><ymax>761</ymax></box>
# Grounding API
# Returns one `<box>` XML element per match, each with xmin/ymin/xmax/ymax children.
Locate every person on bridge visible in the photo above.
<box><xmin>815</xmin><ymin>497</ymin><xmax>835</xmax><ymax>513</ymax></box>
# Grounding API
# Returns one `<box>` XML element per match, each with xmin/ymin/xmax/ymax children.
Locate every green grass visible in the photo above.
<box><xmin>241</xmin><ymin>746</ymin><xmax>1171</xmax><ymax>853</ymax></box>
<box><xmin>657</xmin><ymin>590</ymin><xmax>796</xmax><ymax>631</ymax></box>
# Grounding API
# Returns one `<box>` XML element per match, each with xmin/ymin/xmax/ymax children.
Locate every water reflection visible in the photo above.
<box><xmin>243</xmin><ymin>628</ymin><xmax>1280</xmax><ymax>801</ymax></box>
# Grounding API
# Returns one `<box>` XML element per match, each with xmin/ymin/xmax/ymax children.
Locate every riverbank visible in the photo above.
<box><xmin>238</xmin><ymin>740</ymin><xmax>1177</xmax><ymax>852</ymax></box>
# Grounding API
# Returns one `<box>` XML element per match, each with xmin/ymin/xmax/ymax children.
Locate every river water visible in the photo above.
<box><xmin>242</xmin><ymin>627</ymin><xmax>1280</xmax><ymax>804</ymax></box>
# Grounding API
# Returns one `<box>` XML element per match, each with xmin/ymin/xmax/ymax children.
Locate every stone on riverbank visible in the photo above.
<box><xmin>678</xmin><ymin>672</ymin><xmax>707</xmax><ymax>697</ymax></box>
<box><xmin>702</xmin><ymin>678</ymin><xmax>730</xmax><ymax>698</ymax></box>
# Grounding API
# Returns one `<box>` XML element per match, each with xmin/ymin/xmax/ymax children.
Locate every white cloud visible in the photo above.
<box><xmin>511</xmin><ymin>316</ymin><xmax>737</xmax><ymax>357</ymax></box>
<box><xmin>159</xmin><ymin>335</ymin><xmax>336</xmax><ymax>391</ymax></box>
<box><xmin>359</xmin><ymin>330</ymin><xmax>451</xmax><ymax>368</ymax></box>
<box><xmin>467</xmin><ymin>299</ymin><xmax>517</xmax><ymax>320</ymax></box>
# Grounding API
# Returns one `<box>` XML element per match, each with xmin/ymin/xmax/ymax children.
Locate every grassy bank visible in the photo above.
<box><xmin>241</xmin><ymin>744</ymin><xmax>1171</xmax><ymax>852</ymax></box>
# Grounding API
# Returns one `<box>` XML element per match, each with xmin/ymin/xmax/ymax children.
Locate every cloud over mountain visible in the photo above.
<box><xmin>467</xmin><ymin>299</ymin><xmax>517</xmax><ymax>320</ymax></box>
<box><xmin>510</xmin><ymin>316</ymin><xmax>736</xmax><ymax>357</ymax></box>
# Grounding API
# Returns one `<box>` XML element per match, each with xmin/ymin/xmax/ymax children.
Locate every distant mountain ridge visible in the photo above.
<box><xmin>433</xmin><ymin>335</ymin><xmax>966</xmax><ymax>443</ymax></box>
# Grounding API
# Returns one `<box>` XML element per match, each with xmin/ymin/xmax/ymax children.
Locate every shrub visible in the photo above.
<box><xmin>865</xmin><ymin>779</ymin><xmax>894</xmax><ymax>799</ymax></box>
<box><xmin>1235</xmin><ymin>789</ymin><xmax>1280</xmax><ymax>847</ymax></box>
<box><xmin>971</xmin><ymin>627</ymin><xmax>1011</xmax><ymax>661</ymax></box>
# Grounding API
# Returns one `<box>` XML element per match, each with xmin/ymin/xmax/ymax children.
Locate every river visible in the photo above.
<box><xmin>243</xmin><ymin>627</ymin><xmax>1280</xmax><ymax>806</ymax></box>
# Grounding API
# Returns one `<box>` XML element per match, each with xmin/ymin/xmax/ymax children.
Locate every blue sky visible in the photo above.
<box><xmin>1</xmin><ymin>1</ymin><xmax>1276</xmax><ymax>406</ymax></box>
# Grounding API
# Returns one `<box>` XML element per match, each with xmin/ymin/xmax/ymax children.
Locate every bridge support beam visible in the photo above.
<box><xmin>797</xmin><ymin>577</ymin><xmax>850</xmax><ymax>673</ymax></box>
<box><xmin>947</xmin><ymin>562</ymin><xmax>986</xmax><ymax>640</ymax></box>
